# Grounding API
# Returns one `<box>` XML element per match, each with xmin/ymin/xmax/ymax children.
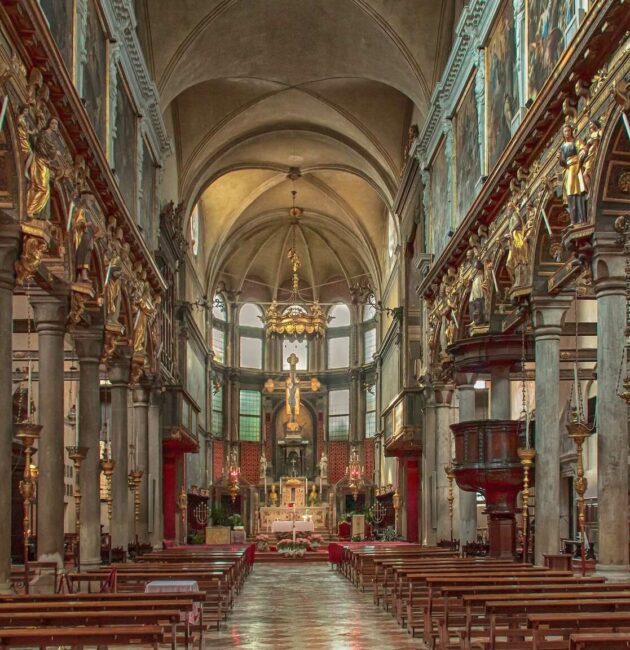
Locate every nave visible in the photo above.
<box><xmin>206</xmin><ymin>563</ymin><xmax>419</xmax><ymax>650</ymax></box>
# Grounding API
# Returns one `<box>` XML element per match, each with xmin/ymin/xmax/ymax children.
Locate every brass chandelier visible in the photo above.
<box><xmin>264</xmin><ymin>191</ymin><xmax>328</xmax><ymax>340</ymax></box>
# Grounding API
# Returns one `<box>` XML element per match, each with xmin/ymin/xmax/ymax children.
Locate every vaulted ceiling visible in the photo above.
<box><xmin>136</xmin><ymin>0</ymin><xmax>461</xmax><ymax>300</ymax></box>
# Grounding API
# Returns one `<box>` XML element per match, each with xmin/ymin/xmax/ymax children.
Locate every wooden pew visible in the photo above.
<box><xmin>528</xmin><ymin>612</ymin><xmax>630</xmax><ymax>650</ymax></box>
<box><xmin>0</xmin><ymin>625</ymin><xmax>164</xmax><ymax>649</ymax></box>
<box><xmin>570</xmin><ymin>632</ymin><xmax>630</xmax><ymax>649</ymax></box>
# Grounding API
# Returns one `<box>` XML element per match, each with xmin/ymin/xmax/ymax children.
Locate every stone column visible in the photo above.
<box><xmin>73</xmin><ymin>328</ymin><xmax>103</xmax><ymax>568</ymax></box>
<box><xmin>148</xmin><ymin>385</ymin><xmax>163</xmax><ymax>548</ymax></box>
<box><xmin>456</xmin><ymin>375</ymin><xmax>477</xmax><ymax>545</ymax></box>
<box><xmin>132</xmin><ymin>385</ymin><xmax>150</xmax><ymax>543</ymax></box>
<box><xmin>109</xmin><ymin>355</ymin><xmax>131</xmax><ymax>549</ymax></box>
<box><xmin>0</xmin><ymin>224</ymin><xmax>19</xmax><ymax>593</ymax></box>
<box><xmin>490</xmin><ymin>366</ymin><xmax>511</xmax><ymax>419</ymax></box>
<box><xmin>593</xmin><ymin>242</ymin><xmax>629</xmax><ymax>576</ymax></box>
<box><xmin>434</xmin><ymin>383</ymin><xmax>456</xmax><ymax>542</ymax></box>
<box><xmin>31</xmin><ymin>292</ymin><xmax>68</xmax><ymax>567</ymax></box>
<box><xmin>533</xmin><ymin>296</ymin><xmax>571</xmax><ymax>566</ymax></box>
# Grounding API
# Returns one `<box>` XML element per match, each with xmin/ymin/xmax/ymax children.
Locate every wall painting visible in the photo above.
<box><xmin>83</xmin><ymin>0</ymin><xmax>108</xmax><ymax>144</ymax></box>
<box><xmin>429</xmin><ymin>140</ymin><xmax>450</xmax><ymax>258</ymax></box>
<box><xmin>114</xmin><ymin>70</ymin><xmax>136</xmax><ymax>213</ymax></box>
<box><xmin>454</xmin><ymin>73</ymin><xmax>481</xmax><ymax>223</ymax></box>
<box><xmin>40</xmin><ymin>0</ymin><xmax>74</xmax><ymax>74</ymax></box>
<box><xmin>485</xmin><ymin>0</ymin><xmax>518</xmax><ymax>171</ymax></box>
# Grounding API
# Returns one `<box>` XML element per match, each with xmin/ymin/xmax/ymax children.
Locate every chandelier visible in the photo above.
<box><xmin>346</xmin><ymin>446</ymin><xmax>364</xmax><ymax>501</ymax></box>
<box><xmin>264</xmin><ymin>191</ymin><xmax>328</xmax><ymax>340</ymax></box>
<box><xmin>225</xmin><ymin>446</ymin><xmax>241</xmax><ymax>503</ymax></box>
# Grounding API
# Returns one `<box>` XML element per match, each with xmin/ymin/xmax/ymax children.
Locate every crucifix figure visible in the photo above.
<box><xmin>285</xmin><ymin>353</ymin><xmax>301</xmax><ymax>432</ymax></box>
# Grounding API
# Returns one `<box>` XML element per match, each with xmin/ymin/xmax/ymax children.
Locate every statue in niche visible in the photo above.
<box><xmin>557</xmin><ymin>123</ymin><xmax>588</xmax><ymax>226</ymax></box>
<box><xmin>505</xmin><ymin>202</ymin><xmax>533</xmax><ymax>288</ymax></box>
<box><xmin>468</xmin><ymin>259</ymin><xmax>489</xmax><ymax>325</ymax></box>
<box><xmin>318</xmin><ymin>451</ymin><xmax>328</xmax><ymax>480</ymax></box>
<box><xmin>72</xmin><ymin>205</ymin><xmax>94</xmax><ymax>284</ymax></box>
<box><xmin>583</xmin><ymin>119</ymin><xmax>602</xmax><ymax>195</ymax></box>
<box><xmin>132</xmin><ymin>273</ymin><xmax>155</xmax><ymax>355</ymax></box>
<box><xmin>259</xmin><ymin>451</ymin><xmax>267</xmax><ymax>480</ymax></box>
<box><xmin>105</xmin><ymin>253</ymin><xmax>123</xmax><ymax>326</ymax></box>
<box><xmin>25</xmin><ymin>117</ymin><xmax>62</xmax><ymax>219</ymax></box>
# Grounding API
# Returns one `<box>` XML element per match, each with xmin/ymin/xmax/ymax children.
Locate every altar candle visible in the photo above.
<box><xmin>305</xmin><ymin>477</ymin><xmax>308</xmax><ymax>498</ymax></box>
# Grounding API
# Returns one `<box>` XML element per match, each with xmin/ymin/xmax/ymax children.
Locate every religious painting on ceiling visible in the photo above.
<box><xmin>140</xmin><ymin>138</ymin><xmax>156</xmax><ymax>248</ymax></box>
<box><xmin>83</xmin><ymin>0</ymin><xmax>108</xmax><ymax>144</ymax></box>
<box><xmin>114</xmin><ymin>70</ymin><xmax>136</xmax><ymax>213</ymax></box>
<box><xmin>429</xmin><ymin>140</ymin><xmax>450</xmax><ymax>258</ymax></box>
<box><xmin>454</xmin><ymin>73</ymin><xmax>481</xmax><ymax>223</ymax></box>
<box><xmin>485</xmin><ymin>0</ymin><xmax>517</xmax><ymax>172</ymax></box>
<box><xmin>527</xmin><ymin>0</ymin><xmax>576</xmax><ymax>100</ymax></box>
<box><xmin>40</xmin><ymin>0</ymin><xmax>74</xmax><ymax>74</ymax></box>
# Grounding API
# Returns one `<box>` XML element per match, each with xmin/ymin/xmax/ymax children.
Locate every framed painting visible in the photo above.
<box><xmin>527</xmin><ymin>0</ymin><xmax>576</xmax><ymax>100</ymax></box>
<box><xmin>114</xmin><ymin>69</ymin><xmax>137</xmax><ymax>213</ymax></box>
<box><xmin>485</xmin><ymin>0</ymin><xmax>518</xmax><ymax>172</ymax></box>
<box><xmin>83</xmin><ymin>0</ymin><xmax>108</xmax><ymax>144</ymax></box>
<box><xmin>454</xmin><ymin>73</ymin><xmax>481</xmax><ymax>223</ymax></box>
<box><xmin>429</xmin><ymin>140</ymin><xmax>450</xmax><ymax>258</ymax></box>
<box><xmin>40</xmin><ymin>0</ymin><xmax>74</xmax><ymax>74</ymax></box>
<box><xmin>140</xmin><ymin>137</ymin><xmax>157</xmax><ymax>246</ymax></box>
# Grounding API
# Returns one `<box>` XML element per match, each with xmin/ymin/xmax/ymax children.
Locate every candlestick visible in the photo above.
<box><xmin>66</xmin><ymin>445</ymin><xmax>89</xmax><ymax>571</ymax></box>
<box><xmin>517</xmin><ymin>447</ymin><xmax>536</xmax><ymax>564</ymax></box>
<box><xmin>101</xmin><ymin>457</ymin><xmax>115</xmax><ymax>564</ymax></box>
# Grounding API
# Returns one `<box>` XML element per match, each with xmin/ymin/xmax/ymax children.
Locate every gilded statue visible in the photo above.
<box><xmin>25</xmin><ymin>117</ymin><xmax>61</xmax><ymax>219</ymax></box>
<box><xmin>468</xmin><ymin>259</ymin><xmax>489</xmax><ymax>325</ymax></box>
<box><xmin>72</xmin><ymin>205</ymin><xmax>94</xmax><ymax>284</ymax></box>
<box><xmin>583</xmin><ymin>119</ymin><xmax>601</xmax><ymax>195</ymax></box>
<box><xmin>132</xmin><ymin>277</ymin><xmax>155</xmax><ymax>355</ymax></box>
<box><xmin>505</xmin><ymin>202</ymin><xmax>533</xmax><ymax>288</ymax></box>
<box><xmin>557</xmin><ymin>123</ymin><xmax>588</xmax><ymax>226</ymax></box>
<box><xmin>269</xmin><ymin>483</ymin><xmax>278</xmax><ymax>507</ymax></box>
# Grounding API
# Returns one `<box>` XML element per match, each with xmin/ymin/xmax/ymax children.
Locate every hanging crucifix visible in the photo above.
<box><xmin>285</xmin><ymin>353</ymin><xmax>301</xmax><ymax>433</ymax></box>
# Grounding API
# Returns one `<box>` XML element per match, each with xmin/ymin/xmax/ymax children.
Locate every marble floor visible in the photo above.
<box><xmin>205</xmin><ymin>563</ymin><xmax>425</xmax><ymax>649</ymax></box>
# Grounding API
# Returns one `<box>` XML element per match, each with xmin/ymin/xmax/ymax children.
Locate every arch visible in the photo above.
<box><xmin>328</xmin><ymin>303</ymin><xmax>351</xmax><ymax>328</ymax></box>
<box><xmin>238</xmin><ymin>302</ymin><xmax>263</xmax><ymax>328</ymax></box>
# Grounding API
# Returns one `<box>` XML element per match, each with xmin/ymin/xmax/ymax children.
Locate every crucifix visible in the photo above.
<box><xmin>285</xmin><ymin>353</ymin><xmax>301</xmax><ymax>433</ymax></box>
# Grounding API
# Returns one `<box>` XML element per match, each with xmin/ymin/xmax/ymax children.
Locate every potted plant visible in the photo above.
<box><xmin>310</xmin><ymin>533</ymin><xmax>324</xmax><ymax>550</ymax></box>
<box><xmin>255</xmin><ymin>534</ymin><xmax>271</xmax><ymax>552</ymax></box>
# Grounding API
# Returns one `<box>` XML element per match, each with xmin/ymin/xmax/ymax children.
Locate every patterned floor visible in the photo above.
<box><xmin>205</xmin><ymin>563</ymin><xmax>426</xmax><ymax>649</ymax></box>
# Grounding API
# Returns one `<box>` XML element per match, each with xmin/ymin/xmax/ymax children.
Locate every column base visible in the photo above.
<box><xmin>37</xmin><ymin>551</ymin><xmax>64</xmax><ymax>569</ymax></box>
<box><xmin>595</xmin><ymin>563</ymin><xmax>630</xmax><ymax>582</ymax></box>
<box><xmin>0</xmin><ymin>580</ymin><xmax>11</xmax><ymax>595</ymax></box>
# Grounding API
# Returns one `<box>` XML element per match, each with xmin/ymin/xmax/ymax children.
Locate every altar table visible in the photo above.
<box><xmin>145</xmin><ymin>579</ymin><xmax>200</xmax><ymax>624</ymax></box>
<box><xmin>271</xmin><ymin>520</ymin><xmax>315</xmax><ymax>534</ymax></box>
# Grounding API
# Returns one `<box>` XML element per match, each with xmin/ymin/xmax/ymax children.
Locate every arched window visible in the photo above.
<box><xmin>328</xmin><ymin>389</ymin><xmax>350</xmax><ymax>440</ymax></box>
<box><xmin>190</xmin><ymin>203</ymin><xmax>200</xmax><ymax>256</ymax></box>
<box><xmin>211</xmin><ymin>384</ymin><xmax>224</xmax><ymax>437</ymax></box>
<box><xmin>365</xmin><ymin>386</ymin><xmax>376</xmax><ymax>438</ymax></box>
<box><xmin>363</xmin><ymin>299</ymin><xmax>377</xmax><ymax>364</ymax></box>
<box><xmin>239</xmin><ymin>303</ymin><xmax>263</xmax><ymax>369</ymax></box>
<box><xmin>283</xmin><ymin>338</ymin><xmax>308</xmax><ymax>371</ymax></box>
<box><xmin>212</xmin><ymin>295</ymin><xmax>227</xmax><ymax>364</ymax></box>
<box><xmin>327</xmin><ymin>303</ymin><xmax>350</xmax><ymax>369</ymax></box>
<box><xmin>239</xmin><ymin>389</ymin><xmax>262</xmax><ymax>441</ymax></box>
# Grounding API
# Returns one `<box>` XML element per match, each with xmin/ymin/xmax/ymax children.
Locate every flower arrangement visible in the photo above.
<box><xmin>277</xmin><ymin>537</ymin><xmax>311</xmax><ymax>557</ymax></box>
<box><xmin>310</xmin><ymin>533</ymin><xmax>324</xmax><ymax>549</ymax></box>
<box><xmin>255</xmin><ymin>534</ymin><xmax>271</xmax><ymax>551</ymax></box>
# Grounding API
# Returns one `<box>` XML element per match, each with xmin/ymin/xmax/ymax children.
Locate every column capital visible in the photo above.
<box><xmin>31</xmin><ymin>291</ymin><xmax>69</xmax><ymax>336</ymax></box>
<box><xmin>532</xmin><ymin>295</ymin><xmax>572</xmax><ymax>339</ymax></box>
<box><xmin>454</xmin><ymin>372</ymin><xmax>478</xmax><ymax>389</ymax></box>
<box><xmin>0</xmin><ymin>221</ymin><xmax>20</xmax><ymax>293</ymax></box>
<box><xmin>591</xmin><ymin>233</ymin><xmax>625</xmax><ymax>296</ymax></box>
<box><xmin>72</xmin><ymin>327</ymin><xmax>104</xmax><ymax>364</ymax></box>
<box><xmin>432</xmin><ymin>382</ymin><xmax>455</xmax><ymax>405</ymax></box>
<box><xmin>132</xmin><ymin>384</ymin><xmax>151</xmax><ymax>405</ymax></box>
<box><xmin>108</xmin><ymin>353</ymin><xmax>131</xmax><ymax>387</ymax></box>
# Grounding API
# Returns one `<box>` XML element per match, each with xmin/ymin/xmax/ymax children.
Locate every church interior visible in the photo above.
<box><xmin>1</xmin><ymin>0</ymin><xmax>630</xmax><ymax>648</ymax></box>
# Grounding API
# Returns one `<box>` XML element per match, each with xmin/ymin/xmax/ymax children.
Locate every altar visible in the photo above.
<box><xmin>259</xmin><ymin>505</ymin><xmax>329</xmax><ymax>533</ymax></box>
<box><xmin>271</xmin><ymin>520</ymin><xmax>315</xmax><ymax>534</ymax></box>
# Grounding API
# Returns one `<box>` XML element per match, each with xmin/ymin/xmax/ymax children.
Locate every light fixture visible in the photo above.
<box><xmin>346</xmin><ymin>446</ymin><xmax>364</xmax><ymax>501</ymax></box>
<box><xmin>264</xmin><ymin>190</ymin><xmax>328</xmax><ymax>340</ymax></box>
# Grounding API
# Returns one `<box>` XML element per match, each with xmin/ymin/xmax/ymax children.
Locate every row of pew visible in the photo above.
<box><xmin>335</xmin><ymin>543</ymin><xmax>630</xmax><ymax>649</ymax></box>
<box><xmin>1</xmin><ymin>544</ymin><xmax>254</xmax><ymax>648</ymax></box>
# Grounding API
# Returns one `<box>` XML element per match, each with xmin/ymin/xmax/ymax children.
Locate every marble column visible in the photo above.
<box><xmin>132</xmin><ymin>385</ymin><xmax>150</xmax><ymax>543</ymax></box>
<box><xmin>73</xmin><ymin>328</ymin><xmax>103</xmax><ymax>568</ymax></box>
<box><xmin>593</xmin><ymin>244</ymin><xmax>629</xmax><ymax>575</ymax></box>
<box><xmin>0</xmin><ymin>224</ymin><xmax>19</xmax><ymax>593</ymax></box>
<box><xmin>31</xmin><ymin>292</ymin><xmax>68</xmax><ymax>567</ymax></box>
<box><xmin>148</xmin><ymin>385</ymin><xmax>164</xmax><ymax>548</ymax></box>
<box><xmin>457</xmin><ymin>375</ymin><xmax>477</xmax><ymax>545</ymax></box>
<box><xmin>109</xmin><ymin>355</ymin><xmax>131</xmax><ymax>549</ymax></box>
<box><xmin>533</xmin><ymin>296</ymin><xmax>571</xmax><ymax>566</ymax></box>
<box><xmin>434</xmin><ymin>383</ymin><xmax>456</xmax><ymax>542</ymax></box>
<box><xmin>421</xmin><ymin>395</ymin><xmax>437</xmax><ymax>545</ymax></box>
